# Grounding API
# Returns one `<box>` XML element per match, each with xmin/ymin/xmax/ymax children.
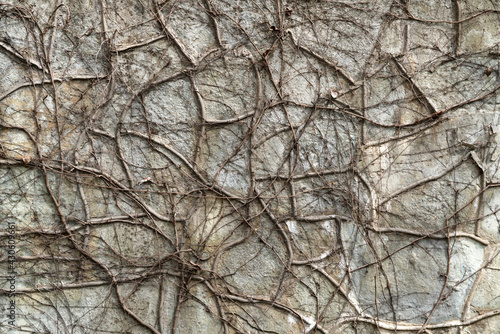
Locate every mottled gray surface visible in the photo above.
<box><xmin>1</xmin><ymin>0</ymin><xmax>500</xmax><ymax>333</ymax></box>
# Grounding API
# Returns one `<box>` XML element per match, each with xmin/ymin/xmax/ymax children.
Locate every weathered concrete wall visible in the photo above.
<box><xmin>1</xmin><ymin>0</ymin><xmax>499</xmax><ymax>333</ymax></box>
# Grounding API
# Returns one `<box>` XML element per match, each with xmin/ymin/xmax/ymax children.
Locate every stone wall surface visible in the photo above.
<box><xmin>0</xmin><ymin>0</ymin><xmax>499</xmax><ymax>333</ymax></box>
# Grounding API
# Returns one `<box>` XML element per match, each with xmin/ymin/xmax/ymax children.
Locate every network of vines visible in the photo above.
<box><xmin>1</xmin><ymin>0</ymin><xmax>500</xmax><ymax>333</ymax></box>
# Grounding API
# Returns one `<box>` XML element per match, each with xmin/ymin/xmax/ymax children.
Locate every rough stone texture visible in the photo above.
<box><xmin>1</xmin><ymin>0</ymin><xmax>500</xmax><ymax>333</ymax></box>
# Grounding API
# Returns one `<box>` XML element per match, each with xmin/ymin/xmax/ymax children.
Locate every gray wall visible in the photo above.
<box><xmin>1</xmin><ymin>0</ymin><xmax>500</xmax><ymax>333</ymax></box>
